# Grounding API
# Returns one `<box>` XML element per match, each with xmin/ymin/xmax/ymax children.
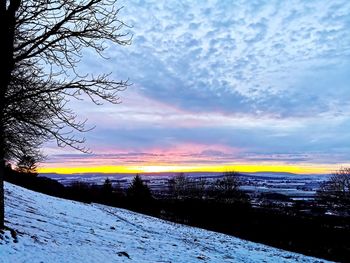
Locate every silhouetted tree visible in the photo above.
<box><xmin>102</xmin><ymin>178</ymin><xmax>113</xmax><ymax>194</ymax></box>
<box><xmin>102</xmin><ymin>178</ymin><xmax>113</xmax><ymax>198</ymax></box>
<box><xmin>215</xmin><ymin>172</ymin><xmax>240</xmax><ymax>194</ymax></box>
<box><xmin>15</xmin><ymin>155</ymin><xmax>38</xmax><ymax>176</ymax></box>
<box><xmin>127</xmin><ymin>175</ymin><xmax>152</xmax><ymax>203</ymax></box>
<box><xmin>317</xmin><ymin>168</ymin><xmax>350</xmax><ymax>212</ymax></box>
<box><xmin>168</xmin><ymin>173</ymin><xmax>190</xmax><ymax>198</ymax></box>
<box><xmin>211</xmin><ymin>171</ymin><xmax>249</xmax><ymax>203</ymax></box>
<box><xmin>0</xmin><ymin>0</ymin><xmax>130</xmax><ymax>228</ymax></box>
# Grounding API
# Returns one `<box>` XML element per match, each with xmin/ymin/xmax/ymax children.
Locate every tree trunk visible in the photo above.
<box><xmin>0</xmin><ymin>0</ymin><xmax>12</xmax><ymax>229</ymax></box>
<box><xmin>0</xmin><ymin>79</ymin><xmax>6</xmax><ymax>228</ymax></box>
<box><xmin>0</xmin><ymin>5</ymin><xmax>5</xmax><ymax>229</ymax></box>
<box><xmin>0</xmin><ymin>159</ymin><xmax>4</xmax><ymax>228</ymax></box>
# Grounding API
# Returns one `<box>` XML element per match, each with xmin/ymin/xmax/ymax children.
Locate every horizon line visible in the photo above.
<box><xmin>37</xmin><ymin>163</ymin><xmax>343</xmax><ymax>175</ymax></box>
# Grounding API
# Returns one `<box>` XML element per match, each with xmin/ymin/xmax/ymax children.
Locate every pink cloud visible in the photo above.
<box><xmin>41</xmin><ymin>142</ymin><xmax>242</xmax><ymax>168</ymax></box>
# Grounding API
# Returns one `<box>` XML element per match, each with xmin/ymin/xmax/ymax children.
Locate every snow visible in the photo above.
<box><xmin>0</xmin><ymin>183</ymin><xmax>331</xmax><ymax>263</ymax></box>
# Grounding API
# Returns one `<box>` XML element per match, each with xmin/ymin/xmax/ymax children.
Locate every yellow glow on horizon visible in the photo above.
<box><xmin>38</xmin><ymin>163</ymin><xmax>336</xmax><ymax>174</ymax></box>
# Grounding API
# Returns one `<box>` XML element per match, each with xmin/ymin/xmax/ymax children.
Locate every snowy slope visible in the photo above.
<box><xmin>0</xmin><ymin>183</ymin><xmax>331</xmax><ymax>263</ymax></box>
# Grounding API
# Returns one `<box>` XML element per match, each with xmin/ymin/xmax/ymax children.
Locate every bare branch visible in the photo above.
<box><xmin>1</xmin><ymin>0</ymin><xmax>131</xmax><ymax>161</ymax></box>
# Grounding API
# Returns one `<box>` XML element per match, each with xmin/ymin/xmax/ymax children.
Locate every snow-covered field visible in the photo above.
<box><xmin>0</xmin><ymin>183</ymin><xmax>331</xmax><ymax>263</ymax></box>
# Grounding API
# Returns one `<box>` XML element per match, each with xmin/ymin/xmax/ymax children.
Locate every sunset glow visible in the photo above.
<box><xmin>38</xmin><ymin>163</ymin><xmax>338</xmax><ymax>175</ymax></box>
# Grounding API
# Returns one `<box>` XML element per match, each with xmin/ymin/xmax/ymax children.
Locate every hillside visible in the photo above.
<box><xmin>0</xmin><ymin>183</ymin><xmax>331</xmax><ymax>263</ymax></box>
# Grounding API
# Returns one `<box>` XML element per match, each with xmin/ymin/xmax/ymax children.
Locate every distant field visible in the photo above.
<box><xmin>40</xmin><ymin>172</ymin><xmax>331</xmax><ymax>200</ymax></box>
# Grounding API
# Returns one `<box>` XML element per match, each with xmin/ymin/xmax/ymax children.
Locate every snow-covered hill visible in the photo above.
<box><xmin>0</xmin><ymin>183</ymin><xmax>330</xmax><ymax>263</ymax></box>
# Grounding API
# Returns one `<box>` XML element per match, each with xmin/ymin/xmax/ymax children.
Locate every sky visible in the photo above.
<box><xmin>40</xmin><ymin>0</ymin><xmax>350</xmax><ymax>174</ymax></box>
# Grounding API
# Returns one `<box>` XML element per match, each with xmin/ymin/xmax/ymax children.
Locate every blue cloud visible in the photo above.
<box><xmin>102</xmin><ymin>0</ymin><xmax>350</xmax><ymax>116</ymax></box>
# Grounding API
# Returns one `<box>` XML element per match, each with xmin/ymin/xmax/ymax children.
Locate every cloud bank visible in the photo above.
<box><xmin>42</xmin><ymin>0</ymin><xmax>350</xmax><ymax>171</ymax></box>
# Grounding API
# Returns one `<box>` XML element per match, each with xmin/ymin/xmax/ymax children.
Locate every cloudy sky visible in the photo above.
<box><xmin>40</xmin><ymin>0</ymin><xmax>350</xmax><ymax>174</ymax></box>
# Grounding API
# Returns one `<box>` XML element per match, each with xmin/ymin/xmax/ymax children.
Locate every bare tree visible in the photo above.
<box><xmin>317</xmin><ymin>168</ymin><xmax>350</xmax><ymax>211</ymax></box>
<box><xmin>15</xmin><ymin>155</ymin><xmax>38</xmax><ymax>175</ymax></box>
<box><xmin>212</xmin><ymin>171</ymin><xmax>246</xmax><ymax>202</ymax></box>
<box><xmin>215</xmin><ymin>171</ymin><xmax>240</xmax><ymax>193</ymax></box>
<box><xmin>0</xmin><ymin>0</ymin><xmax>130</xmax><ymax>228</ymax></box>
<box><xmin>168</xmin><ymin>173</ymin><xmax>190</xmax><ymax>198</ymax></box>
